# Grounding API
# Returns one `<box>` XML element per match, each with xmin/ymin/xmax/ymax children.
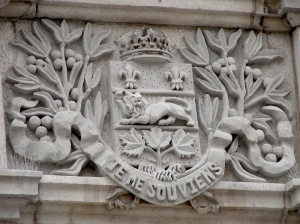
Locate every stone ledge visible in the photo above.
<box><xmin>16</xmin><ymin>175</ymin><xmax>299</xmax><ymax>223</ymax></box>
<box><xmin>0</xmin><ymin>169</ymin><xmax>42</xmax><ymax>221</ymax></box>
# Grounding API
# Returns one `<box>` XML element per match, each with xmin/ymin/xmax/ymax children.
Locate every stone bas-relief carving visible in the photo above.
<box><xmin>5</xmin><ymin>21</ymin><xmax>296</xmax><ymax>208</ymax></box>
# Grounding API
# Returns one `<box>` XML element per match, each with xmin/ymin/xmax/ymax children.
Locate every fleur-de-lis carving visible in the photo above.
<box><xmin>165</xmin><ymin>66</ymin><xmax>187</xmax><ymax>90</ymax></box>
<box><xmin>118</xmin><ymin>63</ymin><xmax>141</xmax><ymax>89</ymax></box>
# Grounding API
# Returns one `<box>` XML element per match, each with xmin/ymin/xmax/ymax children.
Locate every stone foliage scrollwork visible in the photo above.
<box><xmin>179</xmin><ymin>28</ymin><xmax>294</xmax><ymax>181</ymax></box>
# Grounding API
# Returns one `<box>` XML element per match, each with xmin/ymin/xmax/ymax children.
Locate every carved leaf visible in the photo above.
<box><xmin>227</xmin><ymin>29</ymin><xmax>242</xmax><ymax>53</ymax></box>
<box><xmin>265</xmin><ymin>72</ymin><xmax>284</xmax><ymax>94</ymax></box>
<box><xmin>219</xmin><ymin>74</ymin><xmax>238</xmax><ymax>98</ymax></box>
<box><xmin>193</xmin><ymin>67</ymin><xmax>222</xmax><ymax>97</ymax></box>
<box><xmin>121</xmin><ymin>129</ymin><xmax>145</xmax><ymax>158</ymax></box>
<box><xmin>265</xmin><ymin>95</ymin><xmax>292</xmax><ymax>119</ymax></box>
<box><xmin>244</xmin><ymin>31</ymin><xmax>262</xmax><ymax>60</ymax></box>
<box><xmin>227</xmin><ymin>136</ymin><xmax>239</xmax><ymax>155</ymax></box>
<box><xmin>11</xmin><ymin>40</ymin><xmax>45</xmax><ymax>58</ymax></box>
<box><xmin>198</xmin><ymin>95</ymin><xmax>219</xmax><ymax>131</ymax></box>
<box><xmin>51</xmin><ymin>150</ymin><xmax>88</xmax><ymax>176</ymax></box>
<box><xmin>203</xmin><ymin>30</ymin><xmax>225</xmax><ymax>54</ymax></box>
<box><xmin>13</xmin><ymin>84</ymin><xmax>40</xmax><ymax>94</ymax></box>
<box><xmin>179</xmin><ymin>29</ymin><xmax>209</xmax><ymax>66</ymax></box>
<box><xmin>21</xmin><ymin>107</ymin><xmax>56</xmax><ymax>117</ymax></box>
<box><xmin>32</xmin><ymin>21</ymin><xmax>51</xmax><ymax>55</ymax></box>
<box><xmin>83</xmin><ymin>23</ymin><xmax>114</xmax><ymax>60</ymax></box>
<box><xmin>83</xmin><ymin>100</ymin><xmax>95</xmax><ymax>123</ymax></box>
<box><xmin>138</xmin><ymin>163</ymin><xmax>156</xmax><ymax>174</ymax></box>
<box><xmin>227</xmin><ymin>156</ymin><xmax>266</xmax><ymax>183</ymax></box>
<box><xmin>171</xmin><ymin>129</ymin><xmax>196</xmax><ymax>159</ymax></box>
<box><xmin>167</xmin><ymin>164</ymin><xmax>186</xmax><ymax>174</ymax></box>
<box><xmin>42</xmin><ymin>19</ymin><xmax>83</xmax><ymax>44</ymax></box>
<box><xmin>13</xmin><ymin>66</ymin><xmax>40</xmax><ymax>83</ymax></box>
<box><xmin>143</xmin><ymin>127</ymin><xmax>171</xmax><ymax>150</ymax></box>
<box><xmin>249</xmin><ymin>49</ymin><xmax>283</xmax><ymax>64</ymax></box>
<box><xmin>90</xmin><ymin>44</ymin><xmax>115</xmax><ymax>61</ymax></box>
<box><xmin>252</xmin><ymin>113</ymin><xmax>272</xmax><ymax>122</ymax></box>
<box><xmin>37</xmin><ymin>65</ymin><xmax>57</xmax><ymax>84</ymax></box>
<box><xmin>68</xmin><ymin>61</ymin><xmax>83</xmax><ymax>90</ymax></box>
<box><xmin>85</xmin><ymin>64</ymin><xmax>101</xmax><ymax>90</ymax></box>
<box><xmin>232</xmin><ymin>152</ymin><xmax>260</xmax><ymax>173</ymax></box>
<box><xmin>33</xmin><ymin>91</ymin><xmax>59</xmax><ymax>113</ymax></box>
<box><xmin>245</xmin><ymin>75</ymin><xmax>263</xmax><ymax>100</ymax></box>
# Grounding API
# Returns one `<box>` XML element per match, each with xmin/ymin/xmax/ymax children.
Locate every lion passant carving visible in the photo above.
<box><xmin>115</xmin><ymin>90</ymin><xmax>194</xmax><ymax>126</ymax></box>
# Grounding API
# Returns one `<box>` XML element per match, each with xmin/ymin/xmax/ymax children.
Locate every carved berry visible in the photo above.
<box><xmin>220</xmin><ymin>67</ymin><xmax>229</xmax><ymax>75</ymax></box>
<box><xmin>51</xmin><ymin>50</ymin><xmax>61</xmax><ymax>60</ymax></box>
<box><xmin>55</xmin><ymin>99</ymin><xmax>62</xmax><ymax>108</ymax></box>
<box><xmin>65</xmin><ymin>49</ymin><xmax>75</xmax><ymax>58</ymax></box>
<box><xmin>28</xmin><ymin>116</ymin><xmax>41</xmax><ymax>131</ymax></box>
<box><xmin>70</xmin><ymin>88</ymin><xmax>79</xmax><ymax>101</ymax></box>
<box><xmin>229</xmin><ymin>64</ymin><xmax>237</xmax><ymax>72</ymax></box>
<box><xmin>256</xmin><ymin>129</ymin><xmax>265</xmax><ymax>142</ymax></box>
<box><xmin>218</xmin><ymin>58</ymin><xmax>226</xmax><ymax>66</ymax></box>
<box><xmin>244</xmin><ymin>66</ymin><xmax>252</xmax><ymax>76</ymax></box>
<box><xmin>273</xmin><ymin>146</ymin><xmax>283</xmax><ymax>159</ymax></box>
<box><xmin>40</xmin><ymin>136</ymin><xmax>52</xmax><ymax>142</ymax></box>
<box><xmin>67</xmin><ymin>57</ymin><xmax>76</xmax><ymax>69</ymax></box>
<box><xmin>36</xmin><ymin>59</ymin><xmax>45</xmax><ymax>67</ymax></box>
<box><xmin>212</xmin><ymin>62</ymin><xmax>221</xmax><ymax>74</ymax></box>
<box><xmin>252</xmin><ymin>68</ymin><xmax>262</xmax><ymax>79</ymax></box>
<box><xmin>74</xmin><ymin>53</ymin><xmax>83</xmax><ymax>62</ymax></box>
<box><xmin>263</xmin><ymin>78</ymin><xmax>272</xmax><ymax>89</ymax></box>
<box><xmin>35</xmin><ymin>126</ymin><xmax>47</xmax><ymax>138</ymax></box>
<box><xmin>26</xmin><ymin>64</ymin><xmax>37</xmax><ymax>74</ymax></box>
<box><xmin>265</xmin><ymin>153</ymin><xmax>277</xmax><ymax>162</ymax></box>
<box><xmin>26</xmin><ymin>56</ymin><xmax>36</xmax><ymax>65</ymax></box>
<box><xmin>54</xmin><ymin>58</ymin><xmax>63</xmax><ymax>70</ymax></box>
<box><xmin>228</xmin><ymin>57</ymin><xmax>235</xmax><ymax>65</ymax></box>
<box><xmin>261</xmin><ymin>144</ymin><xmax>272</xmax><ymax>155</ymax></box>
<box><xmin>69</xmin><ymin>101</ymin><xmax>77</xmax><ymax>111</ymax></box>
<box><xmin>41</xmin><ymin>116</ymin><xmax>53</xmax><ymax>129</ymax></box>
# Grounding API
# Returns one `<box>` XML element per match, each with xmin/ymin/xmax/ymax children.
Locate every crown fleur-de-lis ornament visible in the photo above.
<box><xmin>165</xmin><ymin>66</ymin><xmax>187</xmax><ymax>90</ymax></box>
<box><xmin>118</xmin><ymin>63</ymin><xmax>141</xmax><ymax>89</ymax></box>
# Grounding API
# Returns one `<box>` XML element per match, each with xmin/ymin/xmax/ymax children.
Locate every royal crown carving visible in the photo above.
<box><xmin>4</xmin><ymin>20</ymin><xmax>296</xmax><ymax>210</ymax></box>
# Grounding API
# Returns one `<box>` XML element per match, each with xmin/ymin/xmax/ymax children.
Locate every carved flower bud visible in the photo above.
<box><xmin>273</xmin><ymin>146</ymin><xmax>283</xmax><ymax>159</ymax></box>
<box><xmin>36</xmin><ymin>59</ymin><xmax>45</xmax><ymax>67</ymax></box>
<box><xmin>69</xmin><ymin>101</ymin><xmax>77</xmax><ymax>111</ymax></box>
<box><xmin>40</xmin><ymin>136</ymin><xmax>52</xmax><ymax>142</ymax></box>
<box><xmin>28</xmin><ymin>116</ymin><xmax>41</xmax><ymax>131</ymax></box>
<box><xmin>65</xmin><ymin>49</ymin><xmax>75</xmax><ymax>58</ymax></box>
<box><xmin>26</xmin><ymin>64</ymin><xmax>37</xmax><ymax>74</ymax></box>
<box><xmin>26</xmin><ymin>56</ymin><xmax>36</xmax><ymax>65</ymax></box>
<box><xmin>67</xmin><ymin>57</ymin><xmax>76</xmax><ymax>69</ymax></box>
<box><xmin>252</xmin><ymin>68</ymin><xmax>262</xmax><ymax>79</ymax></box>
<box><xmin>51</xmin><ymin>50</ymin><xmax>61</xmax><ymax>60</ymax></box>
<box><xmin>263</xmin><ymin>78</ymin><xmax>272</xmax><ymax>89</ymax></box>
<box><xmin>54</xmin><ymin>58</ymin><xmax>63</xmax><ymax>70</ymax></box>
<box><xmin>41</xmin><ymin>116</ymin><xmax>53</xmax><ymax>129</ymax></box>
<box><xmin>212</xmin><ymin>62</ymin><xmax>221</xmax><ymax>74</ymax></box>
<box><xmin>261</xmin><ymin>144</ymin><xmax>272</xmax><ymax>155</ymax></box>
<box><xmin>218</xmin><ymin>58</ymin><xmax>226</xmax><ymax>66</ymax></box>
<box><xmin>244</xmin><ymin>66</ymin><xmax>252</xmax><ymax>76</ymax></box>
<box><xmin>70</xmin><ymin>88</ymin><xmax>79</xmax><ymax>101</ymax></box>
<box><xmin>265</xmin><ymin>153</ymin><xmax>277</xmax><ymax>162</ymax></box>
<box><xmin>74</xmin><ymin>53</ymin><xmax>83</xmax><ymax>62</ymax></box>
<box><xmin>35</xmin><ymin>126</ymin><xmax>48</xmax><ymax>138</ymax></box>
<box><xmin>228</xmin><ymin>57</ymin><xmax>235</xmax><ymax>65</ymax></box>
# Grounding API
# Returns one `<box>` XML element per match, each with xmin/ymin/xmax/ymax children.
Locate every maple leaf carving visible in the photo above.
<box><xmin>143</xmin><ymin>127</ymin><xmax>171</xmax><ymax>150</ymax></box>
<box><xmin>120</xmin><ymin>129</ymin><xmax>145</xmax><ymax>158</ymax></box>
<box><xmin>171</xmin><ymin>129</ymin><xmax>196</xmax><ymax>159</ymax></box>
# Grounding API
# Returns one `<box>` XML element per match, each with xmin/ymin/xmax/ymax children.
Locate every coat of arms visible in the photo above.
<box><xmin>5</xmin><ymin>21</ymin><xmax>295</xmax><ymax>210</ymax></box>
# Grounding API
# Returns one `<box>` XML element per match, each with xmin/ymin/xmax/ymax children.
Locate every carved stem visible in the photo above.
<box><xmin>157</xmin><ymin>147</ymin><xmax>162</xmax><ymax>170</ymax></box>
<box><xmin>206</xmin><ymin>66</ymin><xmax>229</xmax><ymax>118</ymax></box>
<box><xmin>60</xmin><ymin>43</ymin><xmax>68</xmax><ymax>94</ymax></box>
<box><xmin>161</xmin><ymin>146</ymin><xmax>174</xmax><ymax>158</ymax></box>
<box><xmin>45</xmin><ymin>57</ymin><xmax>70</xmax><ymax>110</ymax></box>
<box><xmin>76</xmin><ymin>55</ymin><xmax>90</xmax><ymax>112</ymax></box>
<box><xmin>144</xmin><ymin>146</ymin><xmax>157</xmax><ymax>159</ymax></box>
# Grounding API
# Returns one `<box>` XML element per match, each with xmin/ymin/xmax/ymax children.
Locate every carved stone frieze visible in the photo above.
<box><xmin>4</xmin><ymin>20</ymin><xmax>296</xmax><ymax>209</ymax></box>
